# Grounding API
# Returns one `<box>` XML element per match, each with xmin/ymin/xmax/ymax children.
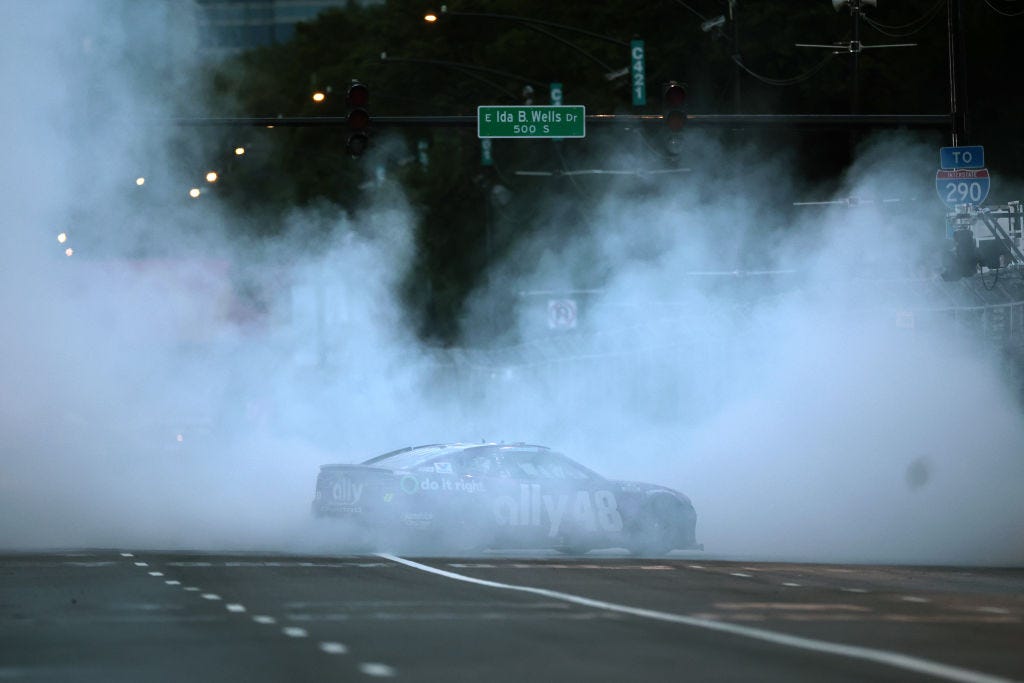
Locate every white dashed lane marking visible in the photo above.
<box><xmin>319</xmin><ymin>642</ymin><xmax>349</xmax><ymax>655</ymax></box>
<box><xmin>841</xmin><ymin>588</ymin><xmax>869</xmax><ymax>594</ymax></box>
<box><xmin>730</xmin><ymin>572</ymin><xmax>753</xmax><ymax>578</ymax></box>
<box><xmin>359</xmin><ymin>663</ymin><xmax>397</xmax><ymax>677</ymax></box>
<box><xmin>782</xmin><ymin>582</ymin><xmax>802</xmax><ymax>587</ymax></box>
<box><xmin>115</xmin><ymin>561</ymin><xmax>396</xmax><ymax>675</ymax></box>
<box><xmin>900</xmin><ymin>596</ymin><xmax>931</xmax><ymax>604</ymax></box>
<box><xmin>120</xmin><ymin>553</ymin><xmax>134</xmax><ymax>558</ymax></box>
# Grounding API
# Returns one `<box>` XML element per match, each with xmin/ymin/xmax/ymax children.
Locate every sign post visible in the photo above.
<box><xmin>478</xmin><ymin>105</ymin><xmax>586</xmax><ymax>139</ymax></box>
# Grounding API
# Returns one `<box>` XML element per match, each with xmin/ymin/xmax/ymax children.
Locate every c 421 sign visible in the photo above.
<box><xmin>477</xmin><ymin>105</ymin><xmax>586</xmax><ymax>139</ymax></box>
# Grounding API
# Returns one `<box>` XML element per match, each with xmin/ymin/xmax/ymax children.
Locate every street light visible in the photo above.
<box><xmin>312</xmin><ymin>91</ymin><xmax>326</xmax><ymax>103</ymax></box>
<box><xmin>206</xmin><ymin>171</ymin><xmax>219</xmax><ymax>183</ymax></box>
<box><xmin>135</xmin><ymin>177</ymin><xmax>145</xmax><ymax>186</ymax></box>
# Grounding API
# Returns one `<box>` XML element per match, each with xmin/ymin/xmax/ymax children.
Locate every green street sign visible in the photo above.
<box><xmin>477</xmin><ymin>105</ymin><xmax>586</xmax><ymax>139</ymax></box>
<box><xmin>630</xmin><ymin>39</ymin><xmax>646</xmax><ymax>106</ymax></box>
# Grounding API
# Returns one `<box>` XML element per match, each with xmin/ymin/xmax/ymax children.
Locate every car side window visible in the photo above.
<box><xmin>461</xmin><ymin>452</ymin><xmax>498</xmax><ymax>477</ymax></box>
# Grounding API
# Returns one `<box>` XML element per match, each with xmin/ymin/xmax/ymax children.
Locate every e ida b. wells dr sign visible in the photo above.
<box><xmin>478</xmin><ymin>105</ymin><xmax>586</xmax><ymax>139</ymax></box>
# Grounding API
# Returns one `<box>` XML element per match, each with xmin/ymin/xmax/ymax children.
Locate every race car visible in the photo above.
<box><xmin>311</xmin><ymin>442</ymin><xmax>700</xmax><ymax>555</ymax></box>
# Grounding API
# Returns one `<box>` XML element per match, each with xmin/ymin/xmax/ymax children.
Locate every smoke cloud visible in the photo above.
<box><xmin>1</xmin><ymin>2</ymin><xmax>1021</xmax><ymax>566</ymax></box>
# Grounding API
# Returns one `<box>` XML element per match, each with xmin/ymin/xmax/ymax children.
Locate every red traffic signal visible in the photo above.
<box><xmin>346</xmin><ymin>81</ymin><xmax>369</xmax><ymax>109</ymax></box>
<box><xmin>347</xmin><ymin>108</ymin><xmax>369</xmax><ymax>130</ymax></box>
<box><xmin>662</xmin><ymin>81</ymin><xmax>687</xmax><ymax>132</ymax></box>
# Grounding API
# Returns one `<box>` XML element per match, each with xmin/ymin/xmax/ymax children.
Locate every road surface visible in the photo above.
<box><xmin>1</xmin><ymin>551</ymin><xmax>1022</xmax><ymax>682</ymax></box>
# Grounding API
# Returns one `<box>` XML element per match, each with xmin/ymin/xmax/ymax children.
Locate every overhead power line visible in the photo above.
<box><xmin>983</xmin><ymin>0</ymin><xmax>1024</xmax><ymax>17</ymax></box>
<box><xmin>862</xmin><ymin>0</ymin><xmax>944</xmax><ymax>36</ymax></box>
<box><xmin>731</xmin><ymin>53</ymin><xmax>835</xmax><ymax>87</ymax></box>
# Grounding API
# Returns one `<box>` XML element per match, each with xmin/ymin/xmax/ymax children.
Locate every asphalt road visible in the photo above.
<box><xmin>1</xmin><ymin>551</ymin><xmax>1022</xmax><ymax>682</ymax></box>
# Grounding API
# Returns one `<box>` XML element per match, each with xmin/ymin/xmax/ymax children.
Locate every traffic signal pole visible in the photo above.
<box><xmin>947</xmin><ymin>0</ymin><xmax>968</xmax><ymax>145</ymax></box>
<box><xmin>176</xmin><ymin>113</ymin><xmax>950</xmax><ymax>131</ymax></box>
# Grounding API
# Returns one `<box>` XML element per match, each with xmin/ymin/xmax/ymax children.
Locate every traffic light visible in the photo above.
<box><xmin>345</xmin><ymin>81</ymin><xmax>369</xmax><ymax>158</ymax></box>
<box><xmin>662</xmin><ymin>81</ymin><xmax>687</xmax><ymax>132</ymax></box>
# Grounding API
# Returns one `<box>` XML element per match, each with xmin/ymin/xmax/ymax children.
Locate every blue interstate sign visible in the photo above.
<box><xmin>939</xmin><ymin>145</ymin><xmax>984</xmax><ymax>170</ymax></box>
<box><xmin>936</xmin><ymin>168</ymin><xmax>990</xmax><ymax>208</ymax></box>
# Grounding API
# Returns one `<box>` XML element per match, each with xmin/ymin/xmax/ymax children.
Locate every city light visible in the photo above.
<box><xmin>234</xmin><ymin>147</ymin><xmax>245</xmax><ymax>156</ymax></box>
<box><xmin>312</xmin><ymin>91</ymin><xmax>326</xmax><ymax>103</ymax></box>
<box><xmin>135</xmin><ymin>177</ymin><xmax>145</xmax><ymax>186</ymax></box>
<box><xmin>424</xmin><ymin>12</ymin><xmax>438</xmax><ymax>22</ymax></box>
<box><xmin>57</xmin><ymin>232</ymin><xmax>67</xmax><ymax>244</ymax></box>
<box><xmin>64</xmin><ymin>247</ymin><xmax>74</xmax><ymax>257</ymax></box>
<box><xmin>189</xmin><ymin>188</ymin><xmax>201</xmax><ymax>198</ymax></box>
<box><xmin>205</xmin><ymin>171</ymin><xmax>219</xmax><ymax>183</ymax></box>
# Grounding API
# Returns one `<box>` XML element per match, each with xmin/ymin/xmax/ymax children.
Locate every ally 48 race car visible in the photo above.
<box><xmin>312</xmin><ymin>443</ymin><xmax>700</xmax><ymax>555</ymax></box>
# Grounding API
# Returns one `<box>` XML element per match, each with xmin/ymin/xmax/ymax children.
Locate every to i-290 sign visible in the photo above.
<box><xmin>478</xmin><ymin>105</ymin><xmax>586</xmax><ymax>139</ymax></box>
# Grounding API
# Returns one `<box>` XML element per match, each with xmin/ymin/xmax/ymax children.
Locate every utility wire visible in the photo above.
<box><xmin>732</xmin><ymin>53</ymin><xmax>834</xmax><ymax>87</ymax></box>
<box><xmin>983</xmin><ymin>0</ymin><xmax>1024</xmax><ymax>17</ymax></box>
<box><xmin>863</xmin><ymin>1</ymin><xmax>944</xmax><ymax>37</ymax></box>
<box><xmin>862</xmin><ymin>0</ymin><xmax>943</xmax><ymax>31</ymax></box>
<box><xmin>673</xmin><ymin>0</ymin><xmax>711</xmax><ymax>23</ymax></box>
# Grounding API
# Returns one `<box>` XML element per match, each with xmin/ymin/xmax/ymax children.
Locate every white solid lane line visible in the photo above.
<box><xmin>379</xmin><ymin>554</ymin><xmax>1015</xmax><ymax>683</ymax></box>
